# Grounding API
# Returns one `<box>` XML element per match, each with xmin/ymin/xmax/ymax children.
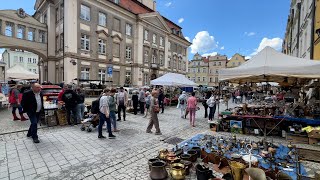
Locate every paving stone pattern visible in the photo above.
<box><xmin>0</xmin><ymin>105</ymin><xmax>319</xmax><ymax>180</ymax></box>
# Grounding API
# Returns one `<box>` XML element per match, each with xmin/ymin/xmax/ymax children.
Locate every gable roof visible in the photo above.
<box><xmin>138</xmin><ymin>12</ymin><xmax>171</xmax><ymax>33</ymax></box>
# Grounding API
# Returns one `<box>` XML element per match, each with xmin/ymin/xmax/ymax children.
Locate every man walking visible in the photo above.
<box><xmin>21</xmin><ymin>83</ymin><xmax>43</xmax><ymax>143</ymax></box>
<box><xmin>109</xmin><ymin>88</ymin><xmax>119</xmax><ymax>132</ymax></box>
<box><xmin>62</xmin><ymin>84</ymin><xmax>78</xmax><ymax>125</ymax></box>
<box><xmin>117</xmin><ymin>87</ymin><xmax>128</xmax><ymax>121</ymax></box>
<box><xmin>99</xmin><ymin>89</ymin><xmax>116</xmax><ymax>139</ymax></box>
<box><xmin>138</xmin><ymin>88</ymin><xmax>146</xmax><ymax>114</ymax></box>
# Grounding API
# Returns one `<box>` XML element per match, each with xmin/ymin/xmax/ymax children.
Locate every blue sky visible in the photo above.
<box><xmin>0</xmin><ymin>0</ymin><xmax>290</xmax><ymax>60</ymax></box>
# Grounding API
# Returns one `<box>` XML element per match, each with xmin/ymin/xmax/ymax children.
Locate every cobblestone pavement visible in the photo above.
<box><xmin>0</xmin><ymin>104</ymin><xmax>319</xmax><ymax>180</ymax></box>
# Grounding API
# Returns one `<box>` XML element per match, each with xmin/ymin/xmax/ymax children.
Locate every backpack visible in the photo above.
<box><xmin>180</xmin><ymin>99</ymin><xmax>185</xmax><ymax>105</ymax></box>
<box><xmin>91</xmin><ymin>97</ymin><xmax>101</xmax><ymax>114</ymax></box>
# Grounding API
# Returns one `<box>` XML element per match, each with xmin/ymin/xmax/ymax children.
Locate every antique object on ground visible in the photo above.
<box><xmin>245</xmin><ymin>168</ymin><xmax>267</xmax><ymax>180</ymax></box>
<box><xmin>180</xmin><ymin>154</ymin><xmax>192</xmax><ymax>162</ymax></box>
<box><xmin>170</xmin><ymin>163</ymin><xmax>186</xmax><ymax>180</ymax></box>
<box><xmin>150</xmin><ymin>161</ymin><xmax>168</xmax><ymax>180</ymax></box>
<box><xmin>187</xmin><ymin>150</ymin><xmax>198</xmax><ymax>162</ymax></box>
<box><xmin>195</xmin><ymin>164</ymin><xmax>215</xmax><ymax>180</ymax></box>
<box><xmin>219</xmin><ymin>158</ymin><xmax>229</xmax><ymax>169</ymax></box>
<box><xmin>167</xmin><ymin>152</ymin><xmax>180</xmax><ymax>164</ymax></box>
<box><xmin>148</xmin><ymin>158</ymin><xmax>160</xmax><ymax>170</ymax></box>
<box><xmin>180</xmin><ymin>160</ymin><xmax>192</xmax><ymax>175</ymax></box>
<box><xmin>229</xmin><ymin>161</ymin><xmax>246</xmax><ymax>180</ymax></box>
<box><xmin>276</xmin><ymin>171</ymin><xmax>293</xmax><ymax>180</ymax></box>
<box><xmin>158</xmin><ymin>149</ymin><xmax>169</xmax><ymax>160</ymax></box>
<box><xmin>191</xmin><ymin>146</ymin><xmax>201</xmax><ymax>158</ymax></box>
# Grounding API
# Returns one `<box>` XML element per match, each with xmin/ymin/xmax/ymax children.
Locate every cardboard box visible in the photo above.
<box><xmin>309</xmin><ymin>138</ymin><xmax>320</xmax><ymax>145</ymax></box>
<box><xmin>308</xmin><ymin>130</ymin><xmax>320</xmax><ymax>139</ymax></box>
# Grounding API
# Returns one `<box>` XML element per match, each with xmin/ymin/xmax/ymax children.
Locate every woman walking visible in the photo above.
<box><xmin>206</xmin><ymin>93</ymin><xmax>217</xmax><ymax>121</ymax></box>
<box><xmin>187</xmin><ymin>92</ymin><xmax>197</xmax><ymax>127</ymax></box>
<box><xmin>144</xmin><ymin>91</ymin><xmax>151</xmax><ymax>118</ymax></box>
<box><xmin>177</xmin><ymin>91</ymin><xmax>187</xmax><ymax>118</ymax></box>
<box><xmin>146</xmin><ymin>90</ymin><xmax>162</xmax><ymax>135</ymax></box>
<box><xmin>9</xmin><ymin>84</ymin><xmax>27</xmax><ymax>121</ymax></box>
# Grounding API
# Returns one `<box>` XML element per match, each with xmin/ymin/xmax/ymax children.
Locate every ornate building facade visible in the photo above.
<box><xmin>33</xmin><ymin>0</ymin><xmax>191</xmax><ymax>86</ymax></box>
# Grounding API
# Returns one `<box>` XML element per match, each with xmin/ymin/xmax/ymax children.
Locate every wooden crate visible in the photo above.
<box><xmin>308</xmin><ymin>130</ymin><xmax>320</xmax><ymax>139</ymax></box>
<box><xmin>57</xmin><ymin>110</ymin><xmax>67</xmax><ymax>126</ymax></box>
<box><xmin>286</xmin><ymin>134</ymin><xmax>309</xmax><ymax>144</ymax></box>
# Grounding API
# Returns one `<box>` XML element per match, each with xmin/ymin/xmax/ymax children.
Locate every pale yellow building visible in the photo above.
<box><xmin>227</xmin><ymin>53</ymin><xmax>246</xmax><ymax>68</ymax></box>
<box><xmin>207</xmin><ymin>54</ymin><xmax>227</xmax><ymax>87</ymax></box>
<box><xmin>187</xmin><ymin>53</ymin><xmax>209</xmax><ymax>86</ymax></box>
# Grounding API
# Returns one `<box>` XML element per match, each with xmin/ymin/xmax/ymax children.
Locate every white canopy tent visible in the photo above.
<box><xmin>219</xmin><ymin>46</ymin><xmax>320</xmax><ymax>83</ymax></box>
<box><xmin>150</xmin><ymin>73</ymin><xmax>197</xmax><ymax>87</ymax></box>
<box><xmin>6</xmin><ymin>64</ymin><xmax>39</xmax><ymax>80</ymax></box>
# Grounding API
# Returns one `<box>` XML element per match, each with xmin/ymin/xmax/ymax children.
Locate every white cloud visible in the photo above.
<box><xmin>245</xmin><ymin>56</ymin><xmax>251</xmax><ymax>60</ymax></box>
<box><xmin>250</xmin><ymin>37</ymin><xmax>283</xmax><ymax>56</ymax></box>
<box><xmin>190</xmin><ymin>31</ymin><xmax>218</xmax><ymax>54</ymax></box>
<box><xmin>202</xmin><ymin>52</ymin><xmax>218</xmax><ymax>57</ymax></box>
<box><xmin>244</xmin><ymin>32</ymin><xmax>256</xmax><ymax>37</ymax></box>
<box><xmin>220</xmin><ymin>46</ymin><xmax>225</xmax><ymax>50</ymax></box>
<box><xmin>178</xmin><ymin>18</ymin><xmax>184</xmax><ymax>24</ymax></box>
<box><xmin>185</xmin><ymin>37</ymin><xmax>190</xmax><ymax>42</ymax></box>
<box><xmin>165</xmin><ymin>2</ymin><xmax>172</xmax><ymax>7</ymax></box>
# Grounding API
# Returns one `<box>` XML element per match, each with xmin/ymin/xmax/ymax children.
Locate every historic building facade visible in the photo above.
<box><xmin>33</xmin><ymin>0</ymin><xmax>190</xmax><ymax>86</ymax></box>
<box><xmin>226</xmin><ymin>53</ymin><xmax>246</xmax><ymax>68</ymax></box>
<box><xmin>282</xmin><ymin>0</ymin><xmax>318</xmax><ymax>60</ymax></box>
<box><xmin>187</xmin><ymin>53</ymin><xmax>227</xmax><ymax>87</ymax></box>
<box><xmin>2</xmin><ymin>49</ymin><xmax>39</xmax><ymax>74</ymax></box>
<box><xmin>313</xmin><ymin>0</ymin><xmax>320</xmax><ymax>60</ymax></box>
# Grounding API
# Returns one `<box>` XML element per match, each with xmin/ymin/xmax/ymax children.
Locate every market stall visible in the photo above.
<box><xmin>6</xmin><ymin>64</ymin><xmax>39</xmax><ymax>80</ymax></box>
<box><xmin>218</xmin><ymin>46</ymin><xmax>320</xmax><ymax>145</ymax></box>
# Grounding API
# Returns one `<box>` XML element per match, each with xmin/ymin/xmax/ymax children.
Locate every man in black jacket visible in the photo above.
<box><xmin>21</xmin><ymin>83</ymin><xmax>43</xmax><ymax>143</ymax></box>
<box><xmin>62</xmin><ymin>84</ymin><xmax>78</xmax><ymax>125</ymax></box>
<box><xmin>158</xmin><ymin>89</ymin><xmax>165</xmax><ymax>113</ymax></box>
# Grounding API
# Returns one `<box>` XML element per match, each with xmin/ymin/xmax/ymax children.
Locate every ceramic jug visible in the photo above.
<box><xmin>150</xmin><ymin>161</ymin><xmax>168</xmax><ymax>180</ymax></box>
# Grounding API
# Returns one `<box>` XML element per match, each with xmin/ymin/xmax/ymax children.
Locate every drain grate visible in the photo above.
<box><xmin>163</xmin><ymin>137</ymin><xmax>184</xmax><ymax>145</ymax></box>
<box><xmin>119</xmin><ymin>128</ymin><xmax>141</xmax><ymax>136</ymax></box>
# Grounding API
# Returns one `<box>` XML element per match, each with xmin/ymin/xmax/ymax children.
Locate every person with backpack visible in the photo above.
<box><xmin>98</xmin><ymin>89</ymin><xmax>116</xmax><ymax>139</ymax></box>
<box><xmin>9</xmin><ymin>84</ymin><xmax>27</xmax><ymax>121</ymax></box>
<box><xmin>177</xmin><ymin>91</ymin><xmax>187</xmax><ymax>119</ymax></box>
<box><xmin>116</xmin><ymin>87</ymin><xmax>128</xmax><ymax>121</ymax></box>
<box><xmin>75</xmin><ymin>87</ymin><xmax>85</xmax><ymax>124</ymax></box>
<box><xmin>62</xmin><ymin>84</ymin><xmax>78</xmax><ymax>125</ymax></box>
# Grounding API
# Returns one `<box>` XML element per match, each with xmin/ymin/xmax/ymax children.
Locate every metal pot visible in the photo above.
<box><xmin>158</xmin><ymin>149</ymin><xmax>169</xmax><ymax>160</ymax></box>
<box><xmin>191</xmin><ymin>146</ymin><xmax>201</xmax><ymax>158</ymax></box>
<box><xmin>196</xmin><ymin>164</ymin><xmax>214</xmax><ymax>180</ymax></box>
<box><xmin>181</xmin><ymin>160</ymin><xmax>192</xmax><ymax>175</ymax></box>
<box><xmin>180</xmin><ymin>154</ymin><xmax>192</xmax><ymax>162</ymax></box>
<box><xmin>150</xmin><ymin>161</ymin><xmax>168</xmax><ymax>180</ymax></box>
<box><xmin>187</xmin><ymin>150</ymin><xmax>198</xmax><ymax>162</ymax></box>
<box><xmin>148</xmin><ymin>158</ymin><xmax>160</xmax><ymax>170</ymax></box>
<box><xmin>170</xmin><ymin>163</ymin><xmax>186</xmax><ymax>180</ymax></box>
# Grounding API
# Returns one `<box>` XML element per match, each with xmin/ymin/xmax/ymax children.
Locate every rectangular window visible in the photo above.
<box><xmin>144</xmin><ymin>30</ymin><xmax>148</xmax><ymax>41</ymax></box>
<box><xmin>98</xmin><ymin>39</ymin><xmax>106</xmax><ymax>55</ymax></box>
<box><xmin>126</xmin><ymin>46</ymin><xmax>132</xmax><ymax>59</ymax></box>
<box><xmin>218</xmin><ymin>62</ymin><xmax>221</xmax><ymax>66</ymax></box>
<box><xmin>5</xmin><ymin>22</ymin><xmax>13</xmax><ymax>37</ymax></box>
<box><xmin>168</xmin><ymin>41</ymin><xmax>171</xmax><ymax>50</ymax></box>
<box><xmin>19</xmin><ymin>57</ymin><xmax>23</xmax><ymax>63</ymax></box>
<box><xmin>27</xmin><ymin>28</ymin><xmax>35</xmax><ymax>41</ymax></box>
<box><xmin>60</xmin><ymin>3</ymin><xmax>64</xmax><ymax>20</ymax></box>
<box><xmin>98</xmin><ymin>69</ymin><xmax>106</xmax><ymax>81</ymax></box>
<box><xmin>113</xmin><ymin>43</ymin><xmax>120</xmax><ymax>57</ymax></box>
<box><xmin>43</xmin><ymin>14</ymin><xmax>47</xmax><ymax>24</ymax></box>
<box><xmin>210</xmin><ymin>78</ymin><xmax>212</xmax><ymax>82</ymax></box>
<box><xmin>197</xmin><ymin>77</ymin><xmax>200</xmax><ymax>82</ymax></box>
<box><xmin>60</xmin><ymin>33</ymin><xmax>64</xmax><ymax>50</ymax></box>
<box><xmin>80</xmin><ymin>5</ymin><xmax>90</xmax><ymax>21</ymax></box>
<box><xmin>56</xmin><ymin>36</ymin><xmax>59</xmax><ymax>51</ymax></box>
<box><xmin>28</xmin><ymin>58</ymin><xmax>32</xmax><ymax>63</ymax></box>
<box><xmin>98</xmin><ymin>12</ymin><xmax>107</xmax><ymax>27</ymax></box>
<box><xmin>17</xmin><ymin>25</ymin><xmax>25</xmax><ymax>39</ymax></box>
<box><xmin>81</xmin><ymin>68</ymin><xmax>90</xmax><ymax>80</ymax></box>
<box><xmin>144</xmin><ymin>50</ymin><xmax>149</xmax><ymax>62</ymax></box>
<box><xmin>160</xmin><ymin>54</ymin><xmax>164</xmax><ymax>65</ymax></box>
<box><xmin>55</xmin><ymin>7</ymin><xmax>59</xmax><ymax>22</ymax></box>
<box><xmin>168</xmin><ymin>59</ymin><xmax>171</xmax><ymax>68</ymax></box>
<box><xmin>216</xmin><ymin>70</ymin><xmax>219</xmax><ymax>74</ymax></box>
<box><xmin>152</xmin><ymin>34</ymin><xmax>156</xmax><ymax>44</ymax></box>
<box><xmin>33</xmin><ymin>69</ymin><xmax>37</xmax><ymax>73</ymax></box>
<box><xmin>215</xmin><ymin>77</ymin><xmax>218</xmax><ymax>82</ymax></box>
<box><xmin>203</xmin><ymin>77</ymin><xmax>206</xmax><ymax>82</ymax></box>
<box><xmin>126</xmin><ymin>23</ymin><xmax>132</xmax><ymax>36</ymax></box>
<box><xmin>125</xmin><ymin>72</ymin><xmax>131</xmax><ymax>84</ymax></box>
<box><xmin>144</xmin><ymin>74</ymin><xmax>148</xmax><ymax>85</ymax></box>
<box><xmin>203</xmin><ymin>68</ymin><xmax>206</xmax><ymax>73</ymax></box>
<box><xmin>81</xmin><ymin>34</ymin><xmax>90</xmax><ymax>51</ymax></box>
<box><xmin>39</xmin><ymin>30</ymin><xmax>46</xmax><ymax>43</ymax></box>
<box><xmin>113</xmin><ymin>18</ymin><xmax>120</xmax><ymax>32</ymax></box>
<box><xmin>160</xmin><ymin>37</ymin><xmax>164</xmax><ymax>46</ymax></box>
<box><xmin>33</xmin><ymin>58</ymin><xmax>37</xmax><ymax>64</ymax></box>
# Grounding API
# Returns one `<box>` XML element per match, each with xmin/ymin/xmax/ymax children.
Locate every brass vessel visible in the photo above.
<box><xmin>170</xmin><ymin>163</ymin><xmax>186</xmax><ymax>180</ymax></box>
<box><xmin>229</xmin><ymin>161</ymin><xmax>246</xmax><ymax>180</ymax></box>
<box><xmin>158</xmin><ymin>149</ymin><xmax>169</xmax><ymax>160</ymax></box>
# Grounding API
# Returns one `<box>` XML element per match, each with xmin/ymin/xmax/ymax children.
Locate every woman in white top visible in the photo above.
<box><xmin>206</xmin><ymin>93</ymin><xmax>217</xmax><ymax>121</ymax></box>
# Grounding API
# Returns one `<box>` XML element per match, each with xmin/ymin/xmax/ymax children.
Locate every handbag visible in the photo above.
<box><xmin>153</xmin><ymin>105</ymin><xmax>160</xmax><ymax>113</ymax></box>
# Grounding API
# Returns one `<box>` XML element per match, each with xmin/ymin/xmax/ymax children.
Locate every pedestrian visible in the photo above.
<box><xmin>139</xmin><ymin>88</ymin><xmax>146</xmax><ymax>114</ymax></box>
<box><xmin>116</xmin><ymin>87</ymin><xmax>128</xmax><ymax>121</ymax></box>
<box><xmin>206</xmin><ymin>93</ymin><xmax>217</xmax><ymax>121</ymax></box>
<box><xmin>146</xmin><ymin>90</ymin><xmax>162</xmax><ymax>135</ymax></box>
<box><xmin>202</xmin><ymin>91</ymin><xmax>211</xmax><ymax>118</ymax></box>
<box><xmin>109</xmin><ymin>88</ymin><xmax>119</xmax><ymax>132</ymax></box>
<box><xmin>132</xmin><ymin>91</ymin><xmax>139</xmax><ymax>115</ymax></box>
<box><xmin>76</xmin><ymin>87</ymin><xmax>85</xmax><ymax>124</ymax></box>
<box><xmin>144</xmin><ymin>91</ymin><xmax>151</xmax><ymax>118</ymax></box>
<box><xmin>158</xmin><ymin>88</ymin><xmax>165</xmax><ymax>113</ymax></box>
<box><xmin>21</xmin><ymin>83</ymin><xmax>43</xmax><ymax>143</ymax></box>
<box><xmin>9</xmin><ymin>84</ymin><xmax>28</xmax><ymax>121</ymax></box>
<box><xmin>62</xmin><ymin>84</ymin><xmax>78</xmax><ymax>125</ymax></box>
<box><xmin>177</xmin><ymin>91</ymin><xmax>187</xmax><ymax>118</ymax></box>
<box><xmin>187</xmin><ymin>92</ymin><xmax>198</xmax><ymax>127</ymax></box>
<box><xmin>98</xmin><ymin>89</ymin><xmax>116</xmax><ymax>139</ymax></box>
<box><xmin>58</xmin><ymin>84</ymin><xmax>67</xmax><ymax>102</ymax></box>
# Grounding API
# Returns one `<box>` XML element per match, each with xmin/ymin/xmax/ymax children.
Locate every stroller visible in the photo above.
<box><xmin>80</xmin><ymin>113</ymin><xmax>99</xmax><ymax>132</ymax></box>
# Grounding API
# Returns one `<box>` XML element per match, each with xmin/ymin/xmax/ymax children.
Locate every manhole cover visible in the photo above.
<box><xmin>164</xmin><ymin>137</ymin><xmax>184</xmax><ymax>145</ymax></box>
<box><xmin>119</xmin><ymin>128</ymin><xmax>141</xmax><ymax>136</ymax></box>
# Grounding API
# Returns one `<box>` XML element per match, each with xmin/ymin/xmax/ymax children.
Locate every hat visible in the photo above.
<box><xmin>182</xmin><ymin>91</ymin><xmax>186</xmax><ymax>94</ymax></box>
